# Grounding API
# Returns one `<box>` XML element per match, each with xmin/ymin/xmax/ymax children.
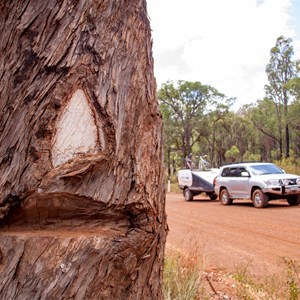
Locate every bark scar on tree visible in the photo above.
<box><xmin>0</xmin><ymin>192</ymin><xmax>20</xmax><ymax>220</ymax></box>
<box><xmin>51</xmin><ymin>89</ymin><xmax>101</xmax><ymax>167</ymax></box>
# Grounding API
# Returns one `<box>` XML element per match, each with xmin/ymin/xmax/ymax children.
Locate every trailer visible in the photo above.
<box><xmin>177</xmin><ymin>156</ymin><xmax>219</xmax><ymax>201</ymax></box>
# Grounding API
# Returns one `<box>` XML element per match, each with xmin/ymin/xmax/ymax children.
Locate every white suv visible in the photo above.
<box><xmin>214</xmin><ymin>162</ymin><xmax>300</xmax><ymax>208</ymax></box>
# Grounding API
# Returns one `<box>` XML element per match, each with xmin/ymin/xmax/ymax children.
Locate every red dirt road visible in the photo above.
<box><xmin>166</xmin><ymin>192</ymin><xmax>300</xmax><ymax>275</ymax></box>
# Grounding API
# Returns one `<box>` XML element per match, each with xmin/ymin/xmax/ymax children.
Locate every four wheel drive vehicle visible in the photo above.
<box><xmin>214</xmin><ymin>162</ymin><xmax>300</xmax><ymax>208</ymax></box>
<box><xmin>178</xmin><ymin>168</ymin><xmax>219</xmax><ymax>201</ymax></box>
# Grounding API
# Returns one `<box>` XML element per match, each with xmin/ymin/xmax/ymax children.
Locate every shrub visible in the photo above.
<box><xmin>275</xmin><ymin>157</ymin><xmax>300</xmax><ymax>175</ymax></box>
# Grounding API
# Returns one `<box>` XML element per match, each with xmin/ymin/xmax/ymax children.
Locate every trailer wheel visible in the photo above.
<box><xmin>208</xmin><ymin>193</ymin><xmax>218</xmax><ymax>200</ymax></box>
<box><xmin>184</xmin><ymin>188</ymin><xmax>193</xmax><ymax>201</ymax></box>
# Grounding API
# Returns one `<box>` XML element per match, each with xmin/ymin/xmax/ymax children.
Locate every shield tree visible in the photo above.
<box><xmin>0</xmin><ymin>0</ymin><xmax>167</xmax><ymax>299</ymax></box>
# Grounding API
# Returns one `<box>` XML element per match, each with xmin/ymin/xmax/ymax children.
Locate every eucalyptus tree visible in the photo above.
<box><xmin>249</xmin><ymin>98</ymin><xmax>280</xmax><ymax>160</ymax></box>
<box><xmin>158</xmin><ymin>80</ymin><xmax>230</xmax><ymax>168</ymax></box>
<box><xmin>265</xmin><ymin>36</ymin><xmax>298</xmax><ymax>158</ymax></box>
<box><xmin>285</xmin><ymin>62</ymin><xmax>300</xmax><ymax>156</ymax></box>
<box><xmin>287</xmin><ymin>80</ymin><xmax>300</xmax><ymax>101</ymax></box>
<box><xmin>209</xmin><ymin>109</ymin><xmax>257</xmax><ymax>165</ymax></box>
<box><xmin>0</xmin><ymin>1</ymin><xmax>166</xmax><ymax>298</ymax></box>
<box><xmin>225</xmin><ymin>145</ymin><xmax>240</xmax><ymax>162</ymax></box>
<box><xmin>199</xmin><ymin>96</ymin><xmax>235</xmax><ymax>166</ymax></box>
<box><xmin>236</xmin><ymin>104</ymin><xmax>261</xmax><ymax>159</ymax></box>
<box><xmin>287</xmin><ymin>100</ymin><xmax>300</xmax><ymax>156</ymax></box>
<box><xmin>160</xmin><ymin>100</ymin><xmax>182</xmax><ymax>175</ymax></box>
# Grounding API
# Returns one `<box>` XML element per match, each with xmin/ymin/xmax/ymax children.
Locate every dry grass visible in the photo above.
<box><xmin>163</xmin><ymin>241</ymin><xmax>300</xmax><ymax>300</ymax></box>
<box><xmin>232</xmin><ymin>257</ymin><xmax>300</xmax><ymax>300</ymax></box>
<box><xmin>163</xmin><ymin>239</ymin><xmax>204</xmax><ymax>300</ymax></box>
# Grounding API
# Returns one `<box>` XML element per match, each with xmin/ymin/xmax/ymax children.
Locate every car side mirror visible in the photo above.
<box><xmin>241</xmin><ymin>171</ymin><xmax>250</xmax><ymax>177</ymax></box>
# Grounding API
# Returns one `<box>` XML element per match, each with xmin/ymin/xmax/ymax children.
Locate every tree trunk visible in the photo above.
<box><xmin>284</xmin><ymin>91</ymin><xmax>290</xmax><ymax>158</ymax></box>
<box><xmin>0</xmin><ymin>1</ymin><xmax>167</xmax><ymax>299</ymax></box>
<box><xmin>272</xmin><ymin>100</ymin><xmax>283</xmax><ymax>160</ymax></box>
<box><xmin>167</xmin><ymin>147</ymin><xmax>171</xmax><ymax>178</ymax></box>
<box><xmin>285</xmin><ymin>123</ymin><xmax>290</xmax><ymax>158</ymax></box>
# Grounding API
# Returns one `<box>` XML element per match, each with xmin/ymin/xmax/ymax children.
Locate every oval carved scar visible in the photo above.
<box><xmin>52</xmin><ymin>89</ymin><xmax>99</xmax><ymax>167</ymax></box>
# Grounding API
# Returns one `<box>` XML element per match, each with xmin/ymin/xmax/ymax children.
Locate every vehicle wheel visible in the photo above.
<box><xmin>287</xmin><ymin>195</ymin><xmax>300</xmax><ymax>206</ymax></box>
<box><xmin>219</xmin><ymin>189</ymin><xmax>232</xmax><ymax>205</ymax></box>
<box><xmin>184</xmin><ymin>188</ymin><xmax>193</xmax><ymax>201</ymax></box>
<box><xmin>252</xmin><ymin>189</ymin><xmax>269</xmax><ymax>208</ymax></box>
<box><xmin>208</xmin><ymin>193</ymin><xmax>218</xmax><ymax>200</ymax></box>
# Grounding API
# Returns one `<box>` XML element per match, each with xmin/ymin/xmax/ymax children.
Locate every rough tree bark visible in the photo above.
<box><xmin>0</xmin><ymin>1</ymin><xmax>167</xmax><ymax>299</ymax></box>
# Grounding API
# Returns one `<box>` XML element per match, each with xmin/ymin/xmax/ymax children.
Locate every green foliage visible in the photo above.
<box><xmin>225</xmin><ymin>145</ymin><xmax>240</xmax><ymax>162</ymax></box>
<box><xmin>159</xmin><ymin>36</ymin><xmax>300</xmax><ymax>174</ymax></box>
<box><xmin>265</xmin><ymin>36</ymin><xmax>299</xmax><ymax>159</ymax></box>
<box><xmin>274</xmin><ymin>156</ymin><xmax>300</xmax><ymax>174</ymax></box>
<box><xmin>287</xmin><ymin>77</ymin><xmax>300</xmax><ymax>100</ymax></box>
<box><xmin>242</xmin><ymin>151</ymin><xmax>261</xmax><ymax>162</ymax></box>
<box><xmin>250</xmin><ymin>98</ymin><xmax>278</xmax><ymax>136</ymax></box>
<box><xmin>288</xmin><ymin>100</ymin><xmax>300</xmax><ymax>136</ymax></box>
<box><xmin>158</xmin><ymin>80</ymin><xmax>233</xmax><ymax>171</ymax></box>
<box><xmin>265</xmin><ymin>36</ymin><xmax>296</xmax><ymax>106</ymax></box>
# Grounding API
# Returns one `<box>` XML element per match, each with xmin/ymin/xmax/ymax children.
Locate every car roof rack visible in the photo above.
<box><xmin>220</xmin><ymin>161</ymin><xmax>265</xmax><ymax>167</ymax></box>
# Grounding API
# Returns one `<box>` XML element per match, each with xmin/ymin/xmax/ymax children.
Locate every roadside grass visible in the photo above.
<box><xmin>164</xmin><ymin>245</ymin><xmax>300</xmax><ymax>300</ymax></box>
<box><xmin>233</xmin><ymin>261</ymin><xmax>286</xmax><ymax>299</ymax></box>
<box><xmin>233</xmin><ymin>257</ymin><xmax>300</xmax><ymax>299</ymax></box>
<box><xmin>166</xmin><ymin>175</ymin><xmax>182</xmax><ymax>193</ymax></box>
<box><xmin>163</xmin><ymin>240</ymin><xmax>205</xmax><ymax>300</ymax></box>
<box><xmin>283</xmin><ymin>257</ymin><xmax>300</xmax><ymax>300</ymax></box>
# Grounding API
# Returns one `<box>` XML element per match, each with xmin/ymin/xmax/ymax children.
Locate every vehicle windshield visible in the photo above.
<box><xmin>249</xmin><ymin>164</ymin><xmax>284</xmax><ymax>175</ymax></box>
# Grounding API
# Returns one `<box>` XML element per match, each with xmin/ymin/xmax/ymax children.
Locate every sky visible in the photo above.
<box><xmin>147</xmin><ymin>0</ymin><xmax>300</xmax><ymax>109</ymax></box>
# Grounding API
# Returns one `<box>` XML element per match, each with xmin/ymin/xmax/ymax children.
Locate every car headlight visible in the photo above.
<box><xmin>267</xmin><ymin>179</ymin><xmax>280</xmax><ymax>186</ymax></box>
<box><xmin>297</xmin><ymin>178</ymin><xmax>300</xmax><ymax>185</ymax></box>
<box><xmin>281</xmin><ymin>179</ymin><xmax>290</xmax><ymax>186</ymax></box>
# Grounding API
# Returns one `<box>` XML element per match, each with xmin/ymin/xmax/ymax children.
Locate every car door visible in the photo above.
<box><xmin>226</xmin><ymin>167</ymin><xmax>239</xmax><ymax>197</ymax></box>
<box><xmin>231</xmin><ymin>167</ymin><xmax>250</xmax><ymax>198</ymax></box>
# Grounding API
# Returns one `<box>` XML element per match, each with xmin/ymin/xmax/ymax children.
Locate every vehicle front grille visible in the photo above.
<box><xmin>284</xmin><ymin>179</ymin><xmax>297</xmax><ymax>185</ymax></box>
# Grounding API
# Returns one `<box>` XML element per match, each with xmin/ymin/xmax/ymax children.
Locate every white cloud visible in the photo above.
<box><xmin>147</xmin><ymin>0</ymin><xmax>298</xmax><ymax>108</ymax></box>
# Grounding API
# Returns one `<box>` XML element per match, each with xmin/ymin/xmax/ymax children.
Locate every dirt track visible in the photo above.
<box><xmin>166</xmin><ymin>192</ymin><xmax>300</xmax><ymax>275</ymax></box>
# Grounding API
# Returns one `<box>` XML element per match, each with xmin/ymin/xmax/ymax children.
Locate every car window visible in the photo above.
<box><xmin>249</xmin><ymin>164</ymin><xmax>284</xmax><ymax>175</ymax></box>
<box><xmin>221</xmin><ymin>167</ymin><xmax>230</xmax><ymax>177</ymax></box>
<box><xmin>222</xmin><ymin>167</ymin><xmax>243</xmax><ymax>177</ymax></box>
<box><xmin>239</xmin><ymin>167</ymin><xmax>248</xmax><ymax>176</ymax></box>
<box><xmin>229</xmin><ymin>168</ymin><xmax>239</xmax><ymax>177</ymax></box>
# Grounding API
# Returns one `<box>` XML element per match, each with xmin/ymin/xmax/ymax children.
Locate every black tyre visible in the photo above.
<box><xmin>208</xmin><ymin>193</ymin><xmax>218</xmax><ymax>200</ymax></box>
<box><xmin>252</xmin><ymin>189</ymin><xmax>269</xmax><ymax>208</ymax></box>
<box><xmin>184</xmin><ymin>188</ymin><xmax>193</xmax><ymax>201</ymax></box>
<box><xmin>287</xmin><ymin>195</ymin><xmax>300</xmax><ymax>206</ymax></box>
<box><xmin>219</xmin><ymin>189</ymin><xmax>232</xmax><ymax>205</ymax></box>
